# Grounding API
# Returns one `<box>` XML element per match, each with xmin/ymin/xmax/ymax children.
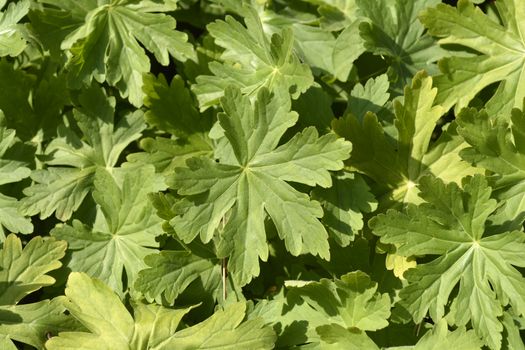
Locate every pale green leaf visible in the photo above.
<box><xmin>0</xmin><ymin>299</ymin><xmax>75</xmax><ymax>350</ymax></box>
<box><xmin>0</xmin><ymin>234</ymin><xmax>66</xmax><ymax>305</ymax></box>
<box><xmin>333</xmin><ymin>72</ymin><xmax>477</xmax><ymax>210</ymax></box>
<box><xmin>135</xmin><ymin>250</ymin><xmax>220</xmax><ymax>305</ymax></box>
<box><xmin>20</xmin><ymin>85</ymin><xmax>145</xmax><ymax>221</ymax></box>
<box><xmin>311</xmin><ymin>172</ymin><xmax>377</xmax><ymax>246</ymax></box>
<box><xmin>37</xmin><ymin>0</ymin><xmax>195</xmax><ymax>106</ymax></box>
<box><xmin>169</xmin><ymin>87</ymin><xmax>351</xmax><ymax>285</ymax></box>
<box><xmin>51</xmin><ymin>166</ymin><xmax>165</xmax><ymax>293</ymax></box>
<box><xmin>370</xmin><ymin>175</ymin><xmax>525</xmax><ymax>349</ymax></box>
<box><xmin>0</xmin><ymin>0</ymin><xmax>29</xmax><ymax>57</ymax></box>
<box><xmin>405</xmin><ymin>320</ymin><xmax>483</xmax><ymax>350</ymax></box>
<box><xmin>289</xmin><ymin>271</ymin><xmax>391</xmax><ymax>332</ymax></box>
<box><xmin>192</xmin><ymin>5</ymin><xmax>313</xmax><ymax>110</ymax></box>
<box><xmin>0</xmin><ymin>114</ymin><xmax>32</xmax><ymax>236</ymax></box>
<box><xmin>357</xmin><ymin>0</ymin><xmax>446</xmax><ymax>93</ymax></box>
<box><xmin>457</xmin><ymin>106</ymin><xmax>525</xmax><ymax>230</ymax></box>
<box><xmin>420</xmin><ymin>0</ymin><xmax>525</xmax><ymax>115</ymax></box>
<box><xmin>46</xmin><ymin>273</ymin><xmax>275</xmax><ymax>350</ymax></box>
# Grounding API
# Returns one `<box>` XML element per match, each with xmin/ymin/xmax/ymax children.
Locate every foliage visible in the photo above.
<box><xmin>0</xmin><ymin>1</ymin><xmax>524</xmax><ymax>349</ymax></box>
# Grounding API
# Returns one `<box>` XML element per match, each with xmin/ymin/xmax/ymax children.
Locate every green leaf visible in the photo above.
<box><xmin>405</xmin><ymin>320</ymin><xmax>483</xmax><ymax>350</ymax></box>
<box><xmin>302</xmin><ymin>0</ymin><xmax>358</xmax><ymax>31</ymax></box>
<box><xmin>370</xmin><ymin>175</ymin><xmax>525</xmax><ymax>349</ymax></box>
<box><xmin>192</xmin><ymin>5</ymin><xmax>314</xmax><ymax>110</ymax></box>
<box><xmin>288</xmin><ymin>271</ymin><xmax>391</xmax><ymax>332</ymax></box>
<box><xmin>37</xmin><ymin>0</ymin><xmax>195</xmax><ymax>106</ymax></box>
<box><xmin>169</xmin><ymin>86</ymin><xmax>351</xmax><ymax>285</ymax></box>
<box><xmin>0</xmin><ymin>234</ymin><xmax>66</xmax><ymax>305</ymax></box>
<box><xmin>46</xmin><ymin>272</ymin><xmax>276</xmax><ymax>350</ymax></box>
<box><xmin>346</xmin><ymin>74</ymin><xmax>391</xmax><ymax>122</ymax></box>
<box><xmin>0</xmin><ymin>113</ymin><xmax>32</xmax><ymax>236</ymax></box>
<box><xmin>0</xmin><ymin>234</ymin><xmax>73</xmax><ymax>349</ymax></box>
<box><xmin>420</xmin><ymin>0</ymin><xmax>525</xmax><ymax>115</ymax></box>
<box><xmin>0</xmin><ymin>0</ymin><xmax>29</xmax><ymax>57</ymax></box>
<box><xmin>311</xmin><ymin>172</ymin><xmax>377</xmax><ymax>246</ymax></box>
<box><xmin>317</xmin><ymin>323</ymin><xmax>380</xmax><ymax>350</ymax></box>
<box><xmin>142</xmin><ymin>73</ymin><xmax>212</xmax><ymax>138</ymax></box>
<box><xmin>333</xmin><ymin>72</ymin><xmax>478</xmax><ymax>210</ymax></box>
<box><xmin>0</xmin><ymin>299</ymin><xmax>75</xmax><ymax>350</ymax></box>
<box><xmin>20</xmin><ymin>85</ymin><xmax>145</xmax><ymax>221</ymax></box>
<box><xmin>135</xmin><ymin>250</ymin><xmax>220</xmax><ymax>305</ymax></box>
<box><xmin>457</xmin><ymin>106</ymin><xmax>525</xmax><ymax>230</ymax></box>
<box><xmin>356</xmin><ymin>0</ymin><xmax>446</xmax><ymax>94</ymax></box>
<box><xmin>0</xmin><ymin>60</ymin><xmax>69</xmax><ymax>142</ymax></box>
<box><xmin>51</xmin><ymin>165</ymin><xmax>165</xmax><ymax>293</ymax></box>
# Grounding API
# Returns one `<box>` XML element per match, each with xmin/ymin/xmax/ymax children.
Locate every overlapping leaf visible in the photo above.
<box><xmin>370</xmin><ymin>175</ymin><xmax>525</xmax><ymax>349</ymax></box>
<box><xmin>46</xmin><ymin>272</ymin><xmax>276</xmax><ymax>350</ymax></box>
<box><xmin>285</xmin><ymin>271</ymin><xmax>390</xmax><ymax>348</ymax></box>
<box><xmin>333</xmin><ymin>72</ymin><xmax>478</xmax><ymax>210</ymax></box>
<box><xmin>20</xmin><ymin>85</ymin><xmax>145</xmax><ymax>221</ymax></box>
<box><xmin>457</xmin><ymin>106</ymin><xmax>525</xmax><ymax>230</ymax></box>
<box><xmin>0</xmin><ymin>112</ymin><xmax>32</xmax><ymax>237</ymax></box>
<box><xmin>35</xmin><ymin>0</ymin><xmax>195</xmax><ymax>106</ymax></box>
<box><xmin>192</xmin><ymin>4</ymin><xmax>314</xmax><ymax>110</ymax></box>
<box><xmin>420</xmin><ymin>0</ymin><xmax>525</xmax><ymax>115</ymax></box>
<box><xmin>0</xmin><ymin>0</ymin><xmax>29</xmax><ymax>57</ymax></box>
<box><xmin>168</xmin><ymin>86</ymin><xmax>351</xmax><ymax>285</ymax></box>
<box><xmin>357</xmin><ymin>0</ymin><xmax>447</xmax><ymax>93</ymax></box>
<box><xmin>135</xmin><ymin>249</ymin><xmax>220</xmax><ymax>305</ymax></box>
<box><xmin>126</xmin><ymin>73</ymin><xmax>213</xmax><ymax>175</ymax></box>
<box><xmin>0</xmin><ymin>234</ymin><xmax>74</xmax><ymax>349</ymax></box>
<box><xmin>51</xmin><ymin>165</ymin><xmax>165</xmax><ymax>293</ymax></box>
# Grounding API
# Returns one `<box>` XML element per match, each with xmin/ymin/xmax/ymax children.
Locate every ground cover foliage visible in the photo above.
<box><xmin>0</xmin><ymin>0</ymin><xmax>524</xmax><ymax>348</ymax></box>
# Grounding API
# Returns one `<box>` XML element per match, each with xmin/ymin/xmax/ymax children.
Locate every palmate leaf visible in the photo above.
<box><xmin>51</xmin><ymin>165</ymin><xmax>166</xmax><ymax>293</ymax></box>
<box><xmin>192</xmin><ymin>4</ymin><xmax>314</xmax><ymax>110</ymax></box>
<box><xmin>168</xmin><ymin>86</ymin><xmax>351</xmax><ymax>285</ymax></box>
<box><xmin>0</xmin><ymin>112</ymin><xmax>32</xmax><ymax>237</ymax></box>
<box><xmin>0</xmin><ymin>234</ymin><xmax>74</xmax><ymax>349</ymax></box>
<box><xmin>35</xmin><ymin>0</ymin><xmax>195</xmax><ymax>106</ymax></box>
<box><xmin>19</xmin><ymin>85</ymin><xmax>145</xmax><ymax>221</ymax></box>
<box><xmin>356</xmin><ymin>0</ymin><xmax>447</xmax><ymax>94</ymax></box>
<box><xmin>420</xmin><ymin>0</ymin><xmax>525</xmax><ymax>115</ymax></box>
<box><xmin>283</xmin><ymin>271</ymin><xmax>390</xmax><ymax>349</ymax></box>
<box><xmin>370</xmin><ymin>175</ymin><xmax>525</xmax><ymax>349</ymax></box>
<box><xmin>457</xmin><ymin>106</ymin><xmax>525</xmax><ymax>230</ymax></box>
<box><xmin>46</xmin><ymin>272</ymin><xmax>276</xmax><ymax>350</ymax></box>
<box><xmin>333</xmin><ymin>72</ymin><xmax>479</xmax><ymax>210</ymax></box>
<box><xmin>0</xmin><ymin>0</ymin><xmax>29</xmax><ymax>57</ymax></box>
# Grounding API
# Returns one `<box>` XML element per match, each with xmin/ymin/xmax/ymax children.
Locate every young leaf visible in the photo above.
<box><xmin>370</xmin><ymin>175</ymin><xmax>525</xmax><ymax>349</ymax></box>
<box><xmin>20</xmin><ymin>85</ymin><xmax>145</xmax><ymax>221</ymax></box>
<box><xmin>36</xmin><ymin>0</ymin><xmax>195</xmax><ymax>106</ymax></box>
<box><xmin>46</xmin><ymin>272</ymin><xmax>276</xmax><ymax>350</ymax></box>
<box><xmin>51</xmin><ymin>165</ymin><xmax>165</xmax><ymax>293</ymax></box>
<box><xmin>192</xmin><ymin>5</ymin><xmax>314</xmax><ymax>110</ymax></box>
<box><xmin>420</xmin><ymin>0</ymin><xmax>525</xmax><ymax>115</ymax></box>
<box><xmin>169</xmin><ymin>86</ymin><xmax>351</xmax><ymax>285</ymax></box>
